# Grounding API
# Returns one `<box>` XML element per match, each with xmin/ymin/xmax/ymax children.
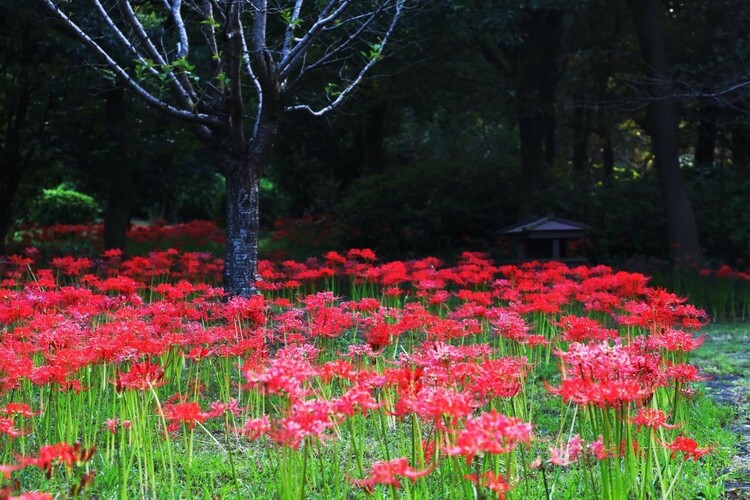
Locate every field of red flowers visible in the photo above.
<box><xmin>0</xmin><ymin>247</ymin><xmax>734</xmax><ymax>499</ymax></box>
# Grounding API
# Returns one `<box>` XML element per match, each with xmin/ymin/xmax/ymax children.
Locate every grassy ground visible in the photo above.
<box><xmin>692</xmin><ymin>323</ymin><xmax>750</xmax><ymax>498</ymax></box>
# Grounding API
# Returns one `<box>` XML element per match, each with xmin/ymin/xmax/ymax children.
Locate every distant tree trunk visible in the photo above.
<box><xmin>597</xmin><ymin>127</ymin><xmax>615</xmax><ymax>183</ymax></box>
<box><xmin>516</xmin><ymin>9</ymin><xmax>562</xmax><ymax>220</ymax></box>
<box><xmin>730</xmin><ymin>126</ymin><xmax>750</xmax><ymax>169</ymax></box>
<box><xmin>361</xmin><ymin>100</ymin><xmax>387</xmax><ymax>173</ymax></box>
<box><xmin>628</xmin><ymin>0</ymin><xmax>703</xmax><ymax>267</ymax></box>
<box><xmin>0</xmin><ymin>168</ymin><xmax>22</xmax><ymax>255</ymax></box>
<box><xmin>103</xmin><ymin>84</ymin><xmax>134</xmax><ymax>251</ymax></box>
<box><xmin>571</xmin><ymin>100</ymin><xmax>592</xmax><ymax>180</ymax></box>
<box><xmin>694</xmin><ymin>106</ymin><xmax>717</xmax><ymax>168</ymax></box>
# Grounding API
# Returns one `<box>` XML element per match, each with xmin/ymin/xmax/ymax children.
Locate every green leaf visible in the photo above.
<box><xmin>200</xmin><ymin>16</ymin><xmax>221</xmax><ymax>29</ymax></box>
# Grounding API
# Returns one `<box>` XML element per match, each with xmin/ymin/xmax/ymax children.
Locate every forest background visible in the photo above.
<box><xmin>3</xmin><ymin>0</ymin><xmax>750</xmax><ymax>270</ymax></box>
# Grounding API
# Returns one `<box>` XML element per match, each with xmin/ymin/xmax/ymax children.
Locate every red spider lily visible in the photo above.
<box><xmin>9</xmin><ymin>492</ymin><xmax>54</xmax><ymax>500</ymax></box>
<box><xmin>346</xmin><ymin>248</ymin><xmax>377</xmax><ymax>262</ymax></box>
<box><xmin>205</xmin><ymin>399</ymin><xmax>244</xmax><ymax>418</ymax></box>
<box><xmin>665</xmin><ymin>363</ymin><xmax>709</xmax><ymax>383</ymax></box>
<box><xmin>556</xmin><ymin>315</ymin><xmax>617</xmax><ymax>343</ymax></box>
<box><xmin>445</xmin><ymin>410</ymin><xmax>533</xmax><ymax>464</ymax></box>
<box><xmin>104</xmin><ymin>418</ymin><xmax>131</xmax><ymax>435</ymax></box>
<box><xmin>352</xmin><ymin>457</ymin><xmax>432</xmax><ymax>492</ymax></box>
<box><xmin>163</xmin><ymin>401</ymin><xmax>211</xmax><ymax>431</ymax></box>
<box><xmin>51</xmin><ymin>257</ymin><xmax>92</xmax><ymax>277</ymax></box>
<box><xmin>270</xmin><ymin>398</ymin><xmax>339</xmax><ymax>449</ymax></box>
<box><xmin>549</xmin><ymin>434</ymin><xmax>583</xmax><ymax>466</ymax></box>
<box><xmin>18</xmin><ymin>442</ymin><xmax>95</xmax><ymax>478</ymax></box>
<box><xmin>240</xmin><ymin>416</ymin><xmax>272</xmax><ymax>440</ymax></box>
<box><xmin>660</xmin><ymin>436</ymin><xmax>714</xmax><ymax>461</ymax></box>
<box><xmin>334</xmin><ymin>386</ymin><xmax>382</xmax><ymax>416</ymax></box>
<box><xmin>0</xmin><ymin>418</ymin><xmax>24</xmax><ymax>438</ymax></box>
<box><xmin>466</xmin><ymin>357</ymin><xmax>528</xmax><ymax>399</ymax></box>
<box><xmin>115</xmin><ymin>361</ymin><xmax>166</xmax><ymax>392</ymax></box>
<box><xmin>394</xmin><ymin>386</ymin><xmax>474</xmax><ymax>428</ymax></box>
<box><xmin>487</xmin><ymin>308</ymin><xmax>529</xmax><ymax>342</ymax></box>
<box><xmin>631</xmin><ymin>408</ymin><xmax>679</xmax><ymax>432</ymax></box>
<box><xmin>1</xmin><ymin>403</ymin><xmax>39</xmax><ymax>418</ymax></box>
<box><xmin>464</xmin><ymin>471</ymin><xmax>511</xmax><ymax>499</ymax></box>
<box><xmin>647</xmin><ymin>329</ymin><xmax>705</xmax><ymax>352</ymax></box>
<box><xmin>243</xmin><ymin>348</ymin><xmax>319</xmax><ymax>401</ymax></box>
<box><xmin>0</xmin><ymin>463</ymin><xmax>23</xmax><ymax>479</ymax></box>
<box><xmin>588</xmin><ymin>435</ymin><xmax>612</xmax><ymax>460</ymax></box>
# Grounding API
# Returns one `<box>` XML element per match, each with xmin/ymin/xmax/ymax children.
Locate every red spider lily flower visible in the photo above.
<box><xmin>164</xmin><ymin>401</ymin><xmax>211</xmax><ymax>431</ymax></box>
<box><xmin>588</xmin><ymin>435</ymin><xmax>612</xmax><ymax>460</ymax></box>
<box><xmin>647</xmin><ymin>329</ymin><xmax>705</xmax><ymax>352</ymax></box>
<box><xmin>241</xmin><ymin>416</ymin><xmax>271</xmax><ymax>440</ymax></box>
<box><xmin>464</xmin><ymin>471</ymin><xmax>511</xmax><ymax>499</ymax></box>
<box><xmin>0</xmin><ymin>463</ymin><xmax>23</xmax><ymax>479</ymax></box>
<box><xmin>487</xmin><ymin>308</ymin><xmax>529</xmax><ymax>342</ymax></box>
<box><xmin>205</xmin><ymin>399</ymin><xmax>244</xmax><ymax>418</ymax></box>
<box><xmin>666</xmin><ymin>363</ymin><xmax>709</xmax><ymax>384</ymax></box>
<box><xmin>549</xmin><ymin>434</ymin><xmax>583</xmax><ymax>466</ymax></box>
<box><xmin>661</xmin><ymin>436</ymin><xmax>714</xmax><ymax>461</ymax></box>
<box><xmin>115</xmin><ymin>361</ymin><xmax>166</xmax><ymax>392</ymax></box>
<box><xmin>347</xmin><ymin>248</ymin><xmax>377</xmax><ymax>261</ymax></box>
<box><xmin>1</xmin><ymin>403</ymin><xmax>39</xmax><ymax>418</ymax></box>
<box><xmin>9</xmin><ymin>492</ymin><xmax>54</xmax><ymax>500</ymax></box>
<box><xmin>320</xmin><ymin>360</ymin><xmax>357</xmax><ymax>382</ymax></box>
<box><xmin>334</xmin><ymin>386</ymin><xmax>382</xmax><ymax>416</ymax></box>
<box><xmin>556</xmin><ymin>315</ymin><xmax>617</xmax><ymax>343</ymax></box>
<box><xmin>395</xmin><ymin>386</ymin><xmax>474</xmax><ymax>428</ymax></box>
<box><xmin>104</xmin><ymin>419</ymin><xmax>123</xmax><ymax>435</ymax></box>
<box><xmin>631</xmin><ymin>408</ymin><xmax>679</xmax><ymax>432</ymax></box>
<box><xmin>0</xmin><ymin>418</ymin><xmax>24</xmax><ymax>438</ymax></box>
<box><xmin>466</xmin><ymin>357</ymin><xmax>528</xmax><ymax>399</ymax></box>
<box><xmin>51</xmin><ymin>257</ymin><xmax>92</xmax><ymax>277</ymax></box>
<box><xmin>270</xmin><ymin>399</ymin><xmax>338</xmax><ymax>449</ymax></box>
<box><xmin>352</xmin><ymin>457</ymin><xmax>432</xmax><ymax>492</ymax></box>
<box><xmin>445</xmin><ymin>411</ymin><xmax>533</xmax><ymax>464</ymax></box>
<box><xmin>18</xmin><ymin>442</ymin><xmax>95</xmax><ymax>478</ymax></box>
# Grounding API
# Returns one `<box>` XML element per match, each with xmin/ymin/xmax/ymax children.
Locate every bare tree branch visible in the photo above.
<box><xmin>40</xmin><ymin>0</ymin><xmax>222</xmax><ymax>128</ymax></box>
<box><xmin>168</xmin><ymin>0</ymin><xmax>190</xmax><ymax>59</ymax></box>
<box><xmin>286</xmin><ymin>0</ymin><xmax>404</xmax><ymax>116</ymax></box>
<box><xmin>278</xmin><ymin>0</ymin><xmax>353</xmax><ymax>81</ymax></box>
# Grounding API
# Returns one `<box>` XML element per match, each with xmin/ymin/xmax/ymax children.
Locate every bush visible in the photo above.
<box><xmin>333</xmin><ymin>157</ymin><xmax>519</xmax><ymax>257</ymax></box>
<box><xmin>28</xmin><ymin>184</ymin><xmax>100</xmax><ymax>226</ymax></box>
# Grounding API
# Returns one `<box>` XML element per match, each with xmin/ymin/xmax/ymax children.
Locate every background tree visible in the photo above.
<box><xmin>41</xmin><ymin>0</ymin><xmax>406</xmax><ymax>295</ymax></box>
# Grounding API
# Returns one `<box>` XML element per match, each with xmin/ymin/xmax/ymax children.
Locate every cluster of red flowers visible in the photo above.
<box><xmin>0</xmin><ymin>248</ymin><xmax>716</xmax><ymax>497</ymax></box>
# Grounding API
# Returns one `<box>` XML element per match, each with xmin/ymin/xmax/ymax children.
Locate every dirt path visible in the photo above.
<box><xmin>696</xmin><ymin>330</ymin><xmax>750</xmax><ymax>498</ymax></box>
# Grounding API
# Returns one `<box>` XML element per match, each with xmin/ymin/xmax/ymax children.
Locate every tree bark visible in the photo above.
<box><xmin>628</xmin><ymin>0</ymin><xmax>703</xmax><ymax>267</ymax></box>
<box><xmin>103</xmin><ymin>84</ymin><xmax>134</xmax><ymax>251</ymax></box>
<box><xmin>516</xmin><ymin>9</ymin><xmax>562</xmax><ymax>221</ymax></box>
<box><xmin>223</xmin><ymin>150</ymin><xmax>262</xmax><ymax>297</ymax></box>
<box><xmin>694</xmin><ymin>106</ymin><xmax>717</xmax><ymax>169</ymax></box>
<box><xmin>0</xmin><ymin>168</ymin><xmax>22</xmax><ymax>255</ymax></box>
<box><xmin>730</xmin><ymin>125</ymin><xmax>750</xmax><ymax>169</ymax></box>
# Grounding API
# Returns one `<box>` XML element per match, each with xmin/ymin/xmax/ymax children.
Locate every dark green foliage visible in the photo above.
<box><xmin>334</xmin><ymin>157</ymin><xmax>518</xmax><ymax>256</ymax></box>
<box><xmin>28</xmin><ymin>184</ymin><xmax>99</xmax><ymax>226</ymax></box>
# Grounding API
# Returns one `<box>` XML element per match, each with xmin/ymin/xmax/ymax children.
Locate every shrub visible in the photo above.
<box><xmin>28</xmin><ymin>183</ymin><xmax>100</xmax><ymax>226</ymax></box>
<box><xmin>333</xmin><ymin>157</ymin><xmax>518</xmax><ymax>256</ymax></box>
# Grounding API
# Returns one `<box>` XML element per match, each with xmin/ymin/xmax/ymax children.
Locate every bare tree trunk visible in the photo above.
<box><xmin>0</xmin><ymin>168</ymin><xmax>22</xmax><ymax>255</ymax></box>
<box><xmin>223</xmin><ymin>151</ymin><xmax>262</xmax><ymax>297</ymax></box>
<box><xmin>516</xmin><ymin>9</ymin><xmax>562</xmax><ymax>221</ymax></box>
<box><xmin>694</xmin><ymin>106</ymin><xmax>717</xmax><ymax>168</ymax></box>
<box><xmin>730</xmin><ymin>125</ymin><xmax>750</xmax><ymax>169</ymax></box>
<box><xmin>628</xmin><ymin>0</ymin><xmax>703</xmax><ymax>267</ymax></box>
<box><xmin>103</xmin><ymin>84</ymin><xmax>134</xmax><ymax>251</ymax></box>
